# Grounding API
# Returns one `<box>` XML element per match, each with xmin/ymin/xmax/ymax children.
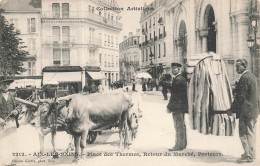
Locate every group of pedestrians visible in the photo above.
<box><xmin>166</xmin><ymin>59</ymin><xmax>259</xmax><ymax>163</ymax></box>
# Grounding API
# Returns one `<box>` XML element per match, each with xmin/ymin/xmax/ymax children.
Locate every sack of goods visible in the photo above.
<box><xmin>187</xmin><ymin>52</ymin><xmax>235</xmax><ymax>136</ymax></box>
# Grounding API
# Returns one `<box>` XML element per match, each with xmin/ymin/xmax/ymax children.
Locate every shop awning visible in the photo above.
<box><xmin>43</xmin><ymin>72</ymin><xmax>82</xmax><ymax>85</ymax></box>
<box><xmin>86</xmin><ymin>72</ymin><xmax>105</xmax><ymax>80</ymax></box>
<box><xmin>10</xmin><ymin>79</ymin><xmax>42</xmax><ymax>89</ymax></box>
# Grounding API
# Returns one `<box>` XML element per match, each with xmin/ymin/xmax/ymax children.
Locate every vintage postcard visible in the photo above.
<box><xmin>0</xmin><ymin>0</ymin><xmax>259</xmax><ymax>166</ymax></box>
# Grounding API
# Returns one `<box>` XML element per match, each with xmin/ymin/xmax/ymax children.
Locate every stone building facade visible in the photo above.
<box><xmin>141</xmin><ymin>0</ymin><xmax>259</xmax><ymax>85</ymax></box>
<box><xmin>119</xmin><ymin>30</ymin><xmax>141</xmax><ymax>84</ymax></box>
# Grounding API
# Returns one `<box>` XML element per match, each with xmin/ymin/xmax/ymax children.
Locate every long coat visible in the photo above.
<box><xmin>167</xmin><ymin>74</ymin><xmax>188</xmax><ymax>113</ymax></box>
<box><xmin>0</xmin><ymin>92</ymin><xmax>17</xmax><ymax>119</ymax></box>
<box><xmin>231</xmin><ymin>71</ymin><xmax>259</xmax><ymax>118</ymax></box>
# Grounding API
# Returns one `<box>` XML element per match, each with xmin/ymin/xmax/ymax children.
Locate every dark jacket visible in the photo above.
<box><xmin>231</xmin><ymin>71</ymin><xmax>259</xmax><ymax>118</ymax></box>
<box><xmin>0</xmin><ymin>92</ymin><xmax>17</xmax><ymax>119</ymax></box>
<box><xmin>90</xmin><ymin>84</ymin><xmax>97</xmax><ymax>93</ymax></box>
<box><xmin>167</xmin><ymin>74</ymin><xmax>188</xmax><ymax>113</ymax></box>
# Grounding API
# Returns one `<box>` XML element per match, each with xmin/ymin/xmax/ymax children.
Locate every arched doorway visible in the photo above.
<box><xmin>204</xmin><ymin>5</ymin><xmax>216</xmax><ymax>52</ymax></box>
<box><xmin>178</xmin><ymin>20</ymin><xmax>187</xmax><ymax>64</ymax></box>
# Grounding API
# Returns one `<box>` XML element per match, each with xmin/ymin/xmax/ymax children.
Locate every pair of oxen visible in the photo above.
<box><xmin>16</xmin><ymin>91</ymin><xmax>140</xmax><ymax>162</ymax></box>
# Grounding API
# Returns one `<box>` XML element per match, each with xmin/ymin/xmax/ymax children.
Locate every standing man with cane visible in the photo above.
<box><xmin>167</xmin><ymin>63</ymin><xmax>188</xmax><ymax>151</ymax></box>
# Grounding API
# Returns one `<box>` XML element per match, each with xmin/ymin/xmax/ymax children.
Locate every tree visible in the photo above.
<box><xmin>0</xmin><ymin>8</ymin><xmax>28</xmax><ymax>75</ymax></box>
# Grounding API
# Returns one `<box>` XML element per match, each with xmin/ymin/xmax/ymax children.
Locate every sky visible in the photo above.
<box><xmin>116</xmin><ymin>0</ymin><xmax>154</xmax><ymax>41</ymax></box>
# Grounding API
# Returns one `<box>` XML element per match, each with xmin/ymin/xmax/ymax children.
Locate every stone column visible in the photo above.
<box><xmin>236</xmin><ymin>13</ymin><xmax>251</xmax><ymax>69</ymax></box>
<box><xmin>200</xmin><ymin>28</ymin><xmax>209</xmax><ymax>53</ymax></box>
<box><xmin>230</xmin><ymin>16</ymin><xmax>237</xmax><ymax>58</ymax></box>
<box><xmin>195</xmin><ymin>29</ymin><xmax>201</xmax><ymax>53</ymax></box>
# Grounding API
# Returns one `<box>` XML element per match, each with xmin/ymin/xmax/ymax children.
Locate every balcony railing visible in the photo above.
<box><xmin>42</xmin><ymin>36</ymin><xmax>102</xmax><ymax>48</ymax></box>
<box><xmin>42</xmin><ymin>11</ymin><xmax>122</xmax><ymax>29</ymax></box>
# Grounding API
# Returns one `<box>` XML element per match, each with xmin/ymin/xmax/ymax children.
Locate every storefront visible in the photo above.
<box><xmin>42</xmin><ymin>66</ymin><xmax>84</xmax><ymax>95</ymax></box>
<box><xmin>84</xmin><ymin>66</ymin><xmax>104</xmax><ymax>88</ymax></box>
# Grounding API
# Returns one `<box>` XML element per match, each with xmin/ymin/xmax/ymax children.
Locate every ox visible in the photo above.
<box><xmin>65</xmin><ymin>92</ymin><xmax>136</xmax><ymax>162</ymax></box>
<box><xmin>30</xmin><ymin>99</ymin><xmax>69</xmax><ymax>158</ymax></box>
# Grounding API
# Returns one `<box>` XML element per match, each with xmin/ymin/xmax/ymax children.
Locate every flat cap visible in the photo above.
<box><xmin>171</xmin><ymin>63</ymin><xmax>182</xmax><ymax>68</ymax></box>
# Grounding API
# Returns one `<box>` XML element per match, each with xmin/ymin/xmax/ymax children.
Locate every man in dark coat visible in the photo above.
<box><xmin>161</xmin><ymin>80</ymin><xmax>168</xmax><ymax>100</ymax></box>
<box><xmin>90</xmin><ymin>82</ymin><xmax>97</xmax><ymax>94</ymax></box>
<box><xmin>167</xmin><ymin>63</ymin><xmax>188</xmax><ymax>151</ymax></box>
<box><xmin>228</xmin><ymin>59</ymin><xmax>259</xmax><ymax>163</ymax></box>
<box><xmin>0</xmin><ymin>75</ymin><xmax>20</xmax><ymax>127</ymax></box>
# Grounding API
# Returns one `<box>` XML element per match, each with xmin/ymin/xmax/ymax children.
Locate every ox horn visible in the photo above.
<box><xmin>15</xmin><ymin>97</ymin><xmax>38</xmax><ymax>108</ymax></box>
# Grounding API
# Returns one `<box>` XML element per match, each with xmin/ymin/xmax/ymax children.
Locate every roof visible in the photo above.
<box><xmin>83</xmin><ymin>66</ymin><xmax>101</xmax><ymax>72</ymax></box>
<box><xmin>42</xmin><ymin>66</ymin><xmax>83</xmax><ymax>72</ymax></box>
<box><xmin>0</xmin><ymin>0</ymin><xmax>41</xmax><ymax>12</ymax></box>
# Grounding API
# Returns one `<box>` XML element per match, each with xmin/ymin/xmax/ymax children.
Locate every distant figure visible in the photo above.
<box><xmin>90</xmin><ymin>82</ymin><xmax>97</xmax><ymax>94</ymax></box>
<box><xmin>132</xmin><ymin>81</ymin><xmax>136</xmax><ymax>92</ymax></box>
<box><xmin>110</xmin><ymin>82</ymin><xmax>114</xmax><ymax>90</ymax></box>
<box><xmin>162</xmin><ymin>80</ymin><xmax>168</xmax><ymax>100</ymax></box>
<box><xmin>142</xmin><ymin>82</ymin><xmax>146</xmax><ymax>91</ymax></box>
<box><xmin>70</xmin><ymin>86</ymin><xmax>75</xmax><ymax>94</ymax></box>
<box><xmin>83</xmin><ymin>84</ymin><xmax>89</xmax><ymax>93</ymax></box>
<box><xmin>98</xmin><ymin>84</ymin><xmax>104</xmax><ymax>93</ymax></box>
<box><xmin>126</xmin><ymin>87</ymin><xmax>129</xmax><ymax>92</ymax></box>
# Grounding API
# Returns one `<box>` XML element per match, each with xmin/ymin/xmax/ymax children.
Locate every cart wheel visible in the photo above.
<box><xmin>87</xmin><ymin>131</ymin><xmax>97</xmax><ymax>144</ymax></box>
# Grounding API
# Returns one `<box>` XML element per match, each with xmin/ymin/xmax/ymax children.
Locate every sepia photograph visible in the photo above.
<box><xmin>0</xmin><ymin>0</ymin><xmax>260</xmax><ymax>165</ymax></box>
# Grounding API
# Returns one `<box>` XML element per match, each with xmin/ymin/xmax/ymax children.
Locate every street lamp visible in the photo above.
<box><xmin>247</xmin><ymin>1</ymin><xmax>259</xmax><ymax>85</ymax></box>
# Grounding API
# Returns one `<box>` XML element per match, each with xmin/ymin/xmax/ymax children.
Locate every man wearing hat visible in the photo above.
<box><xmin>0</xmin><ymin>75</ymin><xmax>20</xmax><ymax>126</ymax></box>
<box><xmin>228</xmin><ymin>59</ymin><xmax>259</xmax><ymax>163</ymax></box>
<box><xmin>167</xmin><ymin>63</ymin><xmax>188</xmax><ymax>151</ymax></box>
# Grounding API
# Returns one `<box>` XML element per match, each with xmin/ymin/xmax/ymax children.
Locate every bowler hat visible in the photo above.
<box><xmin>0</xmin><ymin>75</ymin><xmax>14</xmax><ymax>84</ymax></box>
<box><xmin>171</xmin><ymin>63</ymin><xmax>182</xmax><ymax>68</ymax></box>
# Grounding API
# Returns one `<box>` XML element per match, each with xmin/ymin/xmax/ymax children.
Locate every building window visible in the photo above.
<box><xmin>142</xmin><ymin>50</ymin><xmax>144</xmax><ymax>62</ymax></box>
<box><xmin>112</xmin><ymin>55</ymin><xmax>114</xmax><ymax>67</ymax></box>
<box><xmin>53</xmin><ymin>49</ymin><xmax>61</xmax><ymax>65</ymax></box>
<box><xmin>52</xmin><ymin>3</ymin><xmax>60</xmax><ymax>18</ymax></box>
<box><xmin>154</xmin><ymin>45</ymin><xmax>156</xmax><ymax>59</ymax></box>
<box><xmin>158</xmin><ymin>44</ymin><xmax>161</xmax><ymax>58</ymax></box>
<box><xmin>116</xmin><ymin>73</ymin><xmax>118</xmax><ymax>81</ymax></box>
<box><xmin>62</xmin><ymin>48</ymin><xmax>70</xmax><ymax>65</ymax></box>
<box><xmin>62</xmin><ymin>26</ymin><xmax>70</xmax><ymax>44</ymax></box>
<box><xmin>108</xmin><ymin>13</ymin><xmax>110</xmax><ymax>19</ymax></box>
<box><xmin>27</xmin><ymin>18</ymin><xmax>36</xmax><ymax>33</ymax></box>
<box><xmin>164</xmin><ymin>42</ymin><xmax>166</xmax><ymax>57</ymax></box>
<box><xmin>105</xmin><ymin>73</ymin><xmax>107</xmax><ymax>86</ymax></box>
<box><xmin>108</xmin><ymin>55</ymin><xmax>110</xmax><ymax>67</ymax></box>
<box><xmin>88</xmin><ymin>5</ymin><xmax>91</xmax><ymax>12</ymax></box>
<box><xmin>53</xmin><ymin>26</ymin><xmax>60</xmax><ymax>43</ymax></box>
<box><xmin>111</xmin><ymin>36</ymin><xmax>114</xmax><ymax>47</ymax></box>
<box><xmin>111</xmin><ymin>14</ymin><xmax>114</xmax><ymax>20</ymax></box>
<box><xmin>108</xmin><ymin>35</ymin><xmax>110</xmax><ymax>46</ymax></box>
<box><xmin>99</xmin><ymin>54</ymin><xmax>102</xmax><ymax>63</ymax></box>
<box><xmin>28</xmin><ymin>61</ymin><xmax>36</xmax><ymax>76</ymax></box>
<box><xmin>9</xmin><ymin>18</ymin><xmax>18</xmax><ymax>29</ymax></box>
<box><xmin>104</xmin><ymin>34</ymin><xmax>107</xmax><ymax>46</ymax></box>
<box><xmin>146</xmin><ymin>48</ymin><xmax>148</xmax><ymax>61</ymax></box>
<box><xmin>28</xmin><ymin>38</ymin><xmax>36</xmax><ymax>55</ymax></box>
<box><xmin>116</xmin><ymin>37</ymin><xmax>118</xmax><ymax>48</ymax></box>
<box><xmin>99</xmin><ymin>11</ymin><xmax>102</xmax><ymax>16</ymax></box>
<box><xmin>62</xmin><ymin>3</ymin><xmax>69</xmax><ymax>18</ymax></box>
<box><xmin>92</xmin><ymin>7</ymin><xmax>95</xmax><ymax>13</ymax></box>
<box><xmin>104</xmin><ymin>54</ymin><xmax>107</xmax><ymax>67</ymax></box>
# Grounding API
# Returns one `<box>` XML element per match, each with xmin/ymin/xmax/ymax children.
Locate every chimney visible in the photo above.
<box><xmin>128</xmin><ymin>32</ymin><xmax>133</xmax><ymax>38</ymax></box>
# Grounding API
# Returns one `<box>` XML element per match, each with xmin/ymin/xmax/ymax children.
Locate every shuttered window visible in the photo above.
<box><xmin>53</xmin><ymin>49</ymin><xmax>61</xmax><ymax>65</ymax></box>
<box><xmin>52</xmin><ymin>3</ymin><xmax>60</xmax><ymax>18</ymax></box>
<box><xmin>27</xmin><ymin>18</ymin><xmax>36</xmax><ymax>33</ymax></box>
<box><xmin>62</xmin><ymin>3</ymin><xmax>69</xmax><ymax>18</ymax></box>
